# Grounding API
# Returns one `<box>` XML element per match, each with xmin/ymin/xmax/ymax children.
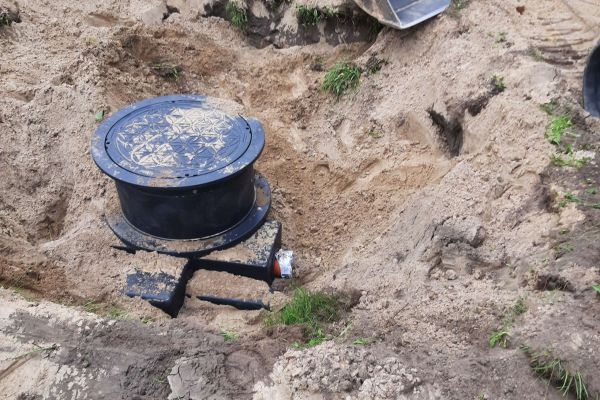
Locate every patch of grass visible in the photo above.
<box><xmin>489</xmin><ymin>297</ymin><xmax>527</xmax><ymax>349</ymax></box>
<box><xmin>14</xmin><ymin>287</ymin><xmax>39</xmax><ymax>304</ymax></box>
<box><xmin>502</xmin><ymin>297</ymin><xmax>528</xmax><ymax>326</ymax></box>
<box><xmin>106</xmin><ymin>306</ymin><xmax>127</xmax><ymax>319</ymax></box>
<box><xmin>292</xmin><ymin>328</ymin><xmax>327</xmax><ymax>349</ymax></box>
<box><xmin>489</xmin><ymin>329</ymin><xmax>510</xmax><ymax>348</ymax></box>
<box><xmin>451</xmin><ymin>0</ymin><xmax>469</xmax><ymax>13</ymax></box>
<box><xmin>0</xmin><ymin>14</ymin><xmax>12</xmax><ymax>27</ymax></box>
<box><xmin>495</xmin><ymin>32</ymin><xmax>507</xmax><ymax>43</ymax></box>
<box><xmin>352</xmin><ymin>337</ymin><xmax>372</xmax><ymax>346</ymax></box>
<box><xmin>546</xmin><ymin>115</ymin><xmax>572</xmax><ymax>146</ymax></box>
<box><xmin>522</xmin><ymin>347</ymin><xmax>590</xmax><ymax>400</ymax></box>
<box><xmin>278</xmin><ymin>288</ymin><xmax>339</xmax><ymax>326</ymax></box>
<box><xmin>491</xmin><ymin>75</ymin><xmax>506</xmax><ymax>93</ymax></box>
<box><xmin>296</xmin><ymin>5</ymin><xmax>337</xmax><ymax>26</ymax></box>
<box><xmin>151</xmin><ymin>63</ymin><xmax>182</xmax><ymax>81</ymax></box>
<box><xmin>140</xmin><ymin>316</ymin><xmax>154</xmax><ymax>324</ymax></box>
<box><xmin>593</xmin><ymin>285</ymin><xmax>600</xmax><ymax>295</ymax></box>
<box><xmin>267</xmin><ymin>288</ymin><xmax>340</xmax><ymax>348</ymax></box>
<box><xmin>512</xmin><ymin>297</ymin><xmax>527</xmax><ymax>316</ymax></box>
<box><xmin>0</xmin><ymin>10</ymin><xmax>19</xmax><ymax>27</ymax></box>
<box><xmin>558</xmin><ymin>192</ymin><xmax>582</xmax><ymax>208</ymax></box>
<box><xmin>477</xmin><ymin>395</ymin><xmax>488</xmax><ymax>400</ymax></box>
<box><xmin>0</xmin><ymin>14</ymin><xmax>11</xmax><ymax>27</ymax></box>
<box><xmin>530</xmin><ymin>47</ymin><xmax>545</xmax><ymax>62</ymax></box>
<box><xmin>555</xmin><ymin>243</ymin><xmax>575</xmax><ymax>257</ymax></box>
<box><xmin>220</xmin><ymin>330</ymin><xmax>238</xmax><ymax>342</ymax></box>
<box><xmin>551</xmin><ymin>154</ymin><xmax>591</xmax><ymax>169</ymax></box>
<box><xmin>585</xmin><ymin>188</ymin><xmax>597</xmax><ymax>195</ymax></box>
<box><xmin>226</xmin><ymin>1</ymin><xmax>247</xmax><ymax>30</ymax></box>
<box><xmin>153</xmin><ymin>376</ymin><xmax>167</xmax><ymax>385</ymax></box>
<box><xmin>540</xmin><ymin>99</ymin><xmax>558</xmax><ymax>115</ymax></box>
<box><xmin>83</xmin><ymin>301</ymin><xmax>127</xmax><ymax>320</ymax></box>
<box><xmin>321</xmin><ymin>62</ymin><xmax>361</xmax><ymax>98</ymax></box>
<box><xmin>83</xmin><ymin>300</ymin><xmax>103</xmax><ymax>314</ymax></box>
<box><xmin>367</xmin><ymin>128</ymin><xmax>384</xmax><ymax>139</ymax></box>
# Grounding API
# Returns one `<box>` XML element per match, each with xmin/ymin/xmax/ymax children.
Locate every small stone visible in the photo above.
<box><xmin>445</xmin><ymin>269</ymin><xmax>457</xmax><ymax>280</ymax></box>
<box><xmin>470</xmin><ymin>226</ymin><xmax>486</xmax><ymax>247</ymax></box>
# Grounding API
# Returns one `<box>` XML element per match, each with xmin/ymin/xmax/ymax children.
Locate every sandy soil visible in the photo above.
<box><xmin>1</xmin><ymin>0</ymin><xmax>600</xmax><ymax>398</ymax></box>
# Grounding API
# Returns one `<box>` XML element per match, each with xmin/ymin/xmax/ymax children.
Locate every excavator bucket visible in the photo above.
<box><xmin>353</xmin><ymin>0</ymin><xmax>451</xmax><ymax>29</ymax></box>
<box><xmin>584</xmin><ymin>42</ymin><xmax>600</xmax><ymax>117</ymax></box>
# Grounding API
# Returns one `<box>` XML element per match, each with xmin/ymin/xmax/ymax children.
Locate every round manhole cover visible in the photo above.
<box><xmin>91</xmin><ymin>95</ymin><xmax>271</xmax><ymax>255</ymax></box>
<box><xmin>92</xmin><ymin>95</ymin><xmax>264</xmax><ymax>188</ymax></box>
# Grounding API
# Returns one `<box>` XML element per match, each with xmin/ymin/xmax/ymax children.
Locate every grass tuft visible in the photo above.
<box><xmin>546</xmin><ymin>115</ymin><xmax>572</xmax><ymax>146</ymax></box>
<box><xmin>489</xmin><ymin>329</ymin><xmax>510</xmax><ymax>348</ymax></box>
<box><xmin>367</xmin><ymin>128</ymin><xmax>384</xmax><ymax>139</ymax></box>
<box><xmin>0</xmin><ymin>13</ymin><xmax>11</xmax><ymax>27</ymax></box>
<box><xmin>450</xmin><ymin>0</ymin><xmax>469</xmax><ymax>16</ymax></box>
<box><xmin>495</xmin><ymin>32</ymin><xmax>507</xmax><ymax>44</ymax></box>
<box><xmin>0</xmin><ymin>9</ymin><xmax>19</xmax><ymax>27</ymax></box>
<box><xmin>220</xmin><ymin>330</ymin><xmax>238</xmax><ymax>342</ymax></box>
<box><xmin>151</xmin><ymin>63</ymin><xmax>182</xmax><ymax>81</ymax></box>
<box><xmin>292</xmin><ymin>328</ymin><xmax>327</xmax><ymax>349</ymax></box>
<box><xmin>540</xmin><ymin>99</ymin><xmax>558</xmax><ymax>115</ymax></box>
<box><xmin>296</xmin><ymin>5</ymin><xmax>336</xmax><ymax>26</ymax></box>
<box><xmin>555</xmin><ymin>243</ymin><xmax>575</xmax><ymax>257</ymax></box>
<box><xmin>95</xmin><ymin>110</ymin><xmax>105</xmax><ymax>122</ymax></box>
<box><xmin>512</xmin><ymin>297</ymin><xmax>527</xmax><ymax>316</ymax></box>
<box><xmin>491</xmin><ymin>75</ymin><xmax>506</xmax><ymax>93</ymax></box>
<box><xmin>14</xmin><ymin>287</ymin><xmax>39</xmax><ymax>304</ymax></box>
<box><xmin>522</xmin><ymin>347</ymin><xmax>590</xmax><ymax>400</ymax></box>
<box><xmin>352</xmin><ymin>337</ymin><xmax>372</xmax><ymax>346</ymax></box>
<box><xmin>551</xmin><ymin>154</ymin><xmax>591</xmax><ymax>169</ymax></box>
<box><xmin>593</xmin><ymin>285</ymin><xmax>600</xmax><ymax>295</ymax></box>
<box><xmin>226</xmin><ymin>1</ymin><xmax>247</xmax><ymax>30</ymax></box>
<box><xmin>267</xmin><ymin>288</ymin><xmax>340</xmax><ymax>348</ymax></box>
<box><xmin>278</xmin><ymin>288</ymin><xmax>339</xmax><ymax>326</ymax></box>
<box><xmin>322</xmin><ymin>62</ymin><xmax>361</xmax><ymax>98</ymax></box>
<box><xmin>489</xmin><ymin>297</ymin><xmax>527</xmax><ymax>349</ymax></box>
<box><xmin>84</xmin><ymin>301</ymin><xmax>127</xmax><ymax>320</ymax></box>
<box><xmin>529</xmin><ymin>47</ymin><xmax>544</xmax><ymax>62</ymax></box>
<box><xmin>558</xmin><ymin>192</ymin><xmax>582</xmax><ymax>208</ymax></box>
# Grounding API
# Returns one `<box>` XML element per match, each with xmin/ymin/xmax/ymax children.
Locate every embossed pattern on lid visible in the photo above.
<box><xmin>92</xmin><ymin>95</ymin><xmax>264</xmax><ymax>188</ymax></box>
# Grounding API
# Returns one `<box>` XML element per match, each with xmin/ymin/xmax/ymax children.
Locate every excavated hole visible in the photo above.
<box><xmin>535</xmin><ymin>274</ymin><xmax>574</xmax><ymax>292</ymax></box>
<box><xmin>2</xmin><ymin>7</ymin><xmax>449</xmax><ymax>331</ymax></box>
<box><xmin>204</xmin><ymin>0</ymin><xmax>379</xmax><ymax>49</ymax></box>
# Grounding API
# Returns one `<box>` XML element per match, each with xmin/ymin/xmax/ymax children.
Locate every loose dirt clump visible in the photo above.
<box><xmin>254</xmin><ymin>341</ymin><xmax>423</xmax><ymax>399</ymax></box>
